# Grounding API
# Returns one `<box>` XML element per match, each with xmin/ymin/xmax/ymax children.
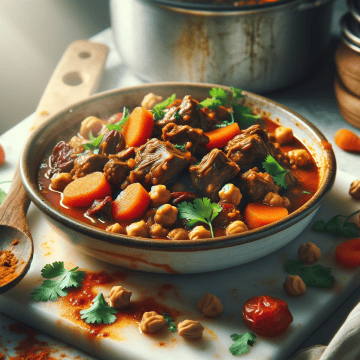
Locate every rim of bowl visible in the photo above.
<box><xmin>20</xmin><ymin>82</ymin><xmax>336</xmax><ymax>252</ymax></box>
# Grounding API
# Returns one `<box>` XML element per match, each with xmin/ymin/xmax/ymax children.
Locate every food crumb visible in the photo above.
<box><xmin>12</xmin><ymin>239</ymin><xmax>19</xmax><ymax>246</ymax></box>
<box><xmin>0</xmin><ymin>250</ymin><xmax>18</xmax><ymax>286</ymax></box>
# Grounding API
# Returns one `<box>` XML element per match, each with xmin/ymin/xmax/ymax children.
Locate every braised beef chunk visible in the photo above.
<box><xmin>71</xmin><ymin>153</ymin><xmax>108</xmax><ymax>179</ymax></box>
<box><xmin>212</xmin><ymin>203</ymin><xmax>242</xmax><ymax>228</ymax></box>
<box><xmin>126</xmin><ymin>138</ymin><xmax>195</xmax><ymax>188</ymax></box>
<box><xmin>285</xmin><ymin>171</ymin><xmax>298</xmax><ymax>188</ymax></box>
<box><xmin>104</xmin><ymin>157</ymin><xmax>134</xmax><ymax>186</ymax></box>
<box><xmin>189</xmin><ymin>149</ymin><xmax>240</xmax><ymax>201</ymax></box>
<box><xmin>114</xmin><ymin>147</ymin><xmax>135</xmax><ymax>161</ymax></box>
<box><xmin>161</xmin><ymin>123</ymin><xmax>209</xmax><ymax>154</ymax></box>
<box><xmin>240</xmin><ymin>167</ymin><xmax>280</xmax><ymax>202</ymax></box>
<box><xmin>99</xmin><ymin>130</ymin><xmax>125</xmax><ymax>156</ymax></box>
<box><xmin>47</xmin><ymin>141</ymin><xmax>75</xmax><ymax>177</ymax></box>
<box><xmin>86</xmin><ymin>196</ymin><xmax>112</xmax><ymax>221</ymax></box>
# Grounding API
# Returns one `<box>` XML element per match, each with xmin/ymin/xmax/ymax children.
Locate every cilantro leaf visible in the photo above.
<box><xmin>152</xmin><ymin>94</ymin><xmax>176</xmax><ymax>121</ymax></box>
<box><xmin>229</xmin><ymin>332</ymin><xmax>256</xmax><ymax>356</ymax></box>
<box><xmin>198</xmin><ymin>87</ymin><xmax>230</xmax><ymax>110</ymax></box>
<box><xmin>233</xmin><ymin>104</ymin><xmax>261</xmax><ymax>129</ymax></box>
<box><xmin>173</xmin><ymin>109</ymin><xmax>182</xmax><ymax>121</ymax></box>
<box><xmin>284</xmin><ymin>259</ymin><xmax>334</xmax><ymax>288</ymax></box>
<box><xmin>31</xmin><ymin>262</ymin><xmax>85</xmax><ymax>301</ymax></box>
<box><xmin>230</xmin><ymin>86</ymin><xmax>245</xmax><ymax>101</ymax></box>
<box><xmin>262</xmin><ymin>155</ymin><xmax>289</xmax><ymax>189</ymax></box>
<box><xmin>174</xmin><ymin>144</ymin><xmax>186</xmax><ymax>151</ymax></box>
<box><xmin>107</xmin><ymin>107</ymin><xmax>129</xmax><ymax>132</ymax></box>
<box><xmin>302</xmin><ymin>191</ymin><xmax>311</xmax><ymax>195</ymax></box>
<box><xmin>0</xmin><ymin>188</ymin><xmax>6</xmax><ymax>205</ymax></box>
<box><xmin>83</xmin><ymin>132</ymin><xmax>104</xmax><ymax>152</ymax></box>
<box><xmin>163</xmin><ymin>313</ymin><xmax>176</xmax><ymax>332</ymax></box>
<box><xmin>80</xmin><ymin>293</ymin><xmax>117</xmax><ymax>324</ymax></box>
<box><xmin>177</xmin><ymin>198</ymin><xmax>222</xmax><ymax>238</ymax></box>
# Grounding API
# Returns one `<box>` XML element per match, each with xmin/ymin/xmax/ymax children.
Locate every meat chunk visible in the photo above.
<box><xmin>161</xmin><ymin>123</ymin><xmax>209</xmax><ymax>154</ymax></box>
<box><xmin>85</xmin><ymin>196</ymin><xmax>112</xmax><ymax>221</ymax></box>
<box><xmin>50</xmin><ymin>173</ymin><xmax>73</xmax><ymax>191</ymax></box>
<box><xmin>126</xmin><ymin>139</ymin><xmax>194</xmax><ymax>188</ymax></box>
<box><xmin>70</xmin><ymin>152</ymin><xmax>108</xmax><ymax>179</ymax></box>
<box><xmin>189</xmin><ymin>149</ymin><xmax>240</xmax><ymax>201</ymax></box>
<box><xmin>114</xmin><ymin>147</ymin><xmax>135</xmax><ymax>161</ymax></box>
<box><xmin>99</xmin><ymin>130</ymin><xmax>125</xmax><ymax>156</ymax></box>
<box><xmin>240</xmin><ymin>167</ymin><xmax>280</xmax><ymax>202</ymax></box>
<box><xmin>104</xmin><ymin>157</ymin><xmax>134</xmax><ymax>187</ymax></box>
<box><xmin>47</xmin><ymin>141</ymin><xmax>75</xmax><ymax>177</ymax></box>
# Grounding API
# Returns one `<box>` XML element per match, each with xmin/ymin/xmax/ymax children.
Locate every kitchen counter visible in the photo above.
<box><xmin>1</xmin><ymin>18</ymin><xmax>360</xmax><ymax>360</ymax></box>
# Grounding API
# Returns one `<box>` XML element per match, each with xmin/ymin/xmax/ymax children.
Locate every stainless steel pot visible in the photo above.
<box><xmin>110</xmin><ymin>0</ymin><xmax>335</xmax><ymax>93</ymax></box>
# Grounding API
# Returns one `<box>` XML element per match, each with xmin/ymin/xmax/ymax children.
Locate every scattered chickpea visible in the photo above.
<box><xmin>51</xmin><ymin>173</ymin><xmax>73</xmax><ymax>191</ymax></box>
<box><xmin>149</xmin><ymin>185</ymin><xmax>171</xmax><ymax>207</ymax></box>
<box><xmin>144</xmin><ymin>209</ymin><xmax>156</xmax><ymax>227</ymax></box>
<box><xmin>218</xmin><ymin>184</ymin><xmax>242</xmax><ymax>205</ymax></box>
<box><xmin>274</xmin><ymin>127</ymin><xmax>293</xmax><ymax>145</ymax></box>
<box><xmin>197</xmin><ymin>293</ymin><xmax>223</xmax><ymax>317</ymax></box>
<box><xmin>150</xmin><ymin>223</ymin><xmax>169</xmax><ymax>238</ymax></box>
<box><xmin>283</xmin><ymin>275</ymin><xmax>306</xmax><ymax>296</ymax></box>
<box><xmin>106</xmin><ymin>223</ymin><xmax>126</xmax><ymax>234</ymax></box>
<box><xmin>349</xmin><ymin>180</ymin><xmax>360</xmax><ymax>199</ymax></box>
<box><xmin>188</xmin><ymin>226</ymin><xmax>211</xmax><ymax>240</ymax></box>
<box><xmin>79</xmin><ymin>116</ymin><xmax>103</xmax><ymax>139</ymax></box>
<box><xmin>168</xmin><ymin>228</ymin><xmax>189</xmax><ymax>240</ymax></box>
<box><xmin>140</xmin><ymin>311</ymin><xmax>166</xmax><ymax>333</ymax></box>
<box><xmin>126</xmin><ymin>220</ymin><xmax>149</xmax><ymax>238</ymax></box>
<box><xmin>108</xmin><ymin>286</ymin><xmax>132</xmax><ymax>309</ymax></box>
<box><xmin>263</xmin><ymin>192</ymin><xmax>283</xmax><ymax>207</ymax></box>
<box><xmin>154</xmin><ymin>204</ymin><xmax>178</xmax><ymax>227</ymax></box>
<box><xmin>141</xmin><ymin>93</ymin><xmax>163</xmax><ymax>110</ymax></box>
<box><xmin>226</xmin><ymin>221</ymin><xmax>248</xmax><ymax>236</ymax></box>
<box><xmin>288</xmin><ymin>149</ymin><xmax>311</xmax><ymax>167</ymax></box>
<box><xmin>298</xmin><ymin>242</ymin><xmax>321</xmax><ymax>263</ymax></box>
<box><xmin>177</xmin><ymin>320</ymin><xmax>204</xmax><ymax>340</ymax></box>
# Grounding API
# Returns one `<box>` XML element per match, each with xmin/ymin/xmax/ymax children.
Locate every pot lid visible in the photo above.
<box><xmin>150</xmin><ymin>0</ymin><xmax>295</xmax><ymax>11</ymax></box>
<box><xmin>347</xmin><ymin>0</ymin><xmax>360</xmax><ymax>23</ymax></box>
<box><xmin>341</xmin><ymin>12</ymin><xmax>360</xmax><ymax>53</ymax></box>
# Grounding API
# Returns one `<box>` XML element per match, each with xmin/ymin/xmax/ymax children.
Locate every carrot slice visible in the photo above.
<box><xmin>243</xmin><ymin>202</ymin><xmax>288</xmax><ymax>230</ymax></box>
<box><xmin>336</xmin><ymin>238</ymin><xmax>360</xmax><ymax>268</ymax></box>
<box><xmin>205</xmin><ymin>123</ymin><xmax>241</xmax><ymax>151</ymax></box>
<box><xmin>112</xmin><ymin>183</ymin><xmax>150</xmax><ymax>221</ymax></box>
<box><xmin>63</xmin><ymin>172</ymin><xmax>111</xmax><ymax>208</ymax></box>
<box><xmin>334</xmin><ymin>129</ymin><xmax>360</xmax><ymax>152</ymax></box>
<box><xmin>122</xmin><ymin>107</ymin><xmax>154</xmax><ymax>147</ymax></box>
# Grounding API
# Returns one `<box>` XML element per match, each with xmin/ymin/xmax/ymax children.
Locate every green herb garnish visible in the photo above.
<box><xmin>152</xmin><ymin>94</ymin><xmax>176</xmax><ymax>121</ymax></box>
<box><xmin>0</xmin><ymin>181</ymin><xmax>11</xmax><ymax>205</ymax></box>
<box><xmin>302</xmin><ymin>191</ymin><xmax>311</xmax><ymax>195</ymax></box>
<box><xmin>80</xmin><ymin>293</ymin><xmax>117</xmax><ymax>324</ymax></box>
<box><xmin>173</xmin><ymin>109</ymin><xmax>182</xmax><ymax>121</ymax></box>
<box><xmin>177</xmin><ymin>198</ymin><xmax>222</xmax><ymax>238</ymax></box>
<box><xmin>284</xmin><ymin>259</ymin><xmax>334</xmax><ymax>288</ymax></box>
<box><xmin>312</xmin><ymin>210</ymin><xmax>360</xmax><ymax>237</ymax></box>
<box><xmin>229</xmin><ymin>332</ymin><xmax>257</xmax><ymax>356</ymax></box>
<box><xmin>174</xmin><ymin>144</ymin><xmax>186</xmax><ymax>151</ymax></box>
<box><xmin>83</xmin><ymin>131</ymin><xmax>104</xmax><ymax>152</ymax></box>
<box><xmin>163</xmin><ymin>313</ymin><xmax>176</xmax><ymax>332</ymax></box>
<box><xmin>30</xmin><ymin>262</ymin><xmax>85</xmax><ymax>301</ymax></box>
<box><xmin>107</xmin><ymin>107</ymin><xmax>130</xmax><ymax>132</ymax></box>
<box><xmin>262</xmin><ymin>155</ymin><xmax>289</xmax><ymax>189</ymax></box>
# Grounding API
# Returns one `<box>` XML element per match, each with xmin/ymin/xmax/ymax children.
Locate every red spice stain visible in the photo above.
<box><xmin>159</xmin><ymin>342</ymin><xmax>165</xmax><ymax>346</ymax></box>
<box><xmin>155</xmin><ymin>283</ymin><xmax>181</xmax><ymax>301</ymax></box>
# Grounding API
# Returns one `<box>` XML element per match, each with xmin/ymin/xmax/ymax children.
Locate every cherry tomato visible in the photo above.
<box><xmin>336</xmin><ymin>238</ymin><xmax>360</xmax><ymax>268</ymax></box>
<box><xmin>0</xmin><ymin>144</ymin><xmax>5</xmax><ymax>166</ymax></box>
<box><xmin>243</xmin><ymin>295</ymin><xmax>293</xmax><ymax>337</ymax></box>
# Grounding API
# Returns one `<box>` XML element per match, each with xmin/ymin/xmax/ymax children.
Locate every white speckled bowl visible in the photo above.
<box><xmin>20</xmin><ymin>83</ymin><xmax>336</xmax><ymax>274</ymax></box>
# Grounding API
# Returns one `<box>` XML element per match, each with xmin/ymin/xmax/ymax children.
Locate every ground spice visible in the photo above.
<box><xmin>0</xmin><ymin>250</ymin><xmax>18</xmax><ymax>286</ymax></box>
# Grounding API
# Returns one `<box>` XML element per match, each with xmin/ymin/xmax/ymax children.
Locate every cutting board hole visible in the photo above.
<box><xmin>63</xmin><ymin>71</ymin><xmax>83</xmax><ymax>86</ymax></box>
<box><xmin>79</xmin><ymin>51</ymin><xmax>91</xmax><ymax>59</ymax></box>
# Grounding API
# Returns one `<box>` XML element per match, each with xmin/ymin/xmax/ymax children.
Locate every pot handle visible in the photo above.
<box><xmin>297</xmin><ymin>0</ymin><xmax>332</xmax><ymax>11</ymax></box>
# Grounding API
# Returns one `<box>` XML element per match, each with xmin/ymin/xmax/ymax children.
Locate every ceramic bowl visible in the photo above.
<box><xmin>20</xmin><ymin>83</ymin><xmax>336</xmax><ymax>274</ymax></box>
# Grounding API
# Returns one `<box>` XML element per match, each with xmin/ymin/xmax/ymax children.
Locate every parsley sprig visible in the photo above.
<box><xmin>83</xmin><ymin>132</ymin><xmax>104</xmax><ymax>154</ymax></box>
<box><xmin>312</xmin><ymin>210</ymin><xmax>360</xmax><ymax>237</ymax></box>
<box><xmin>80</xmin><ymin>293</ymin><xmax>118</xmax><ymax>324</ymax></box>
<box><xmin>174</xmin><ymin>144</ymin><xmax>186</xmax><ymax>151</ymax></box>
<box><xmin>107</xmin><ymin>107</ymin><xmax>130</xmax><ymax>132</ymax></box>
<box><xmin>177</xmin><ymin>198</ymin><xmax>222</xmax><ymax>238</ymax></box>
<box><xmin>284</xmin><ymin>259</ymin><xmax>334</xmax><ymax>288</ymax></box>
<box><xmin>163</xmin><ymin>313</ymin><xmax>176</xmax><ymax>332</ymax></box>
<box><xmin>152</xmin><ymin>94</ymin><xmax>176</xmax><ymax>121</ymax></box>
<box><xmin>262</xmin><ymin>155</ymin><xmax>289</xmax><ymax>189</ymax></box>
<box><xmin>229</xmin><ymin>332</ymin><xmax>257</xmax><ymax>356</ymax></box>
<box><xmin>198</xmin><ymin>87</ymin><xmax>260</xmax><ymax>128</ymax></box>
<box><xmin>31</xmin><ymin>262</ymin><xmax>85</xmax><ymax>301</ymax></box>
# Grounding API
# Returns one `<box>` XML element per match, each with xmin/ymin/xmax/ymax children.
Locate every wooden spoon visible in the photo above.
<box><xmin>0</xmin><ymin>40</ymin><xmax>108</xmax><ymax>294</ymax></box>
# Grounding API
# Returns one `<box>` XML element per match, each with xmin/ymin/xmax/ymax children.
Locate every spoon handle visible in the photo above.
<box><xmin>0</xmin><ymin>165</ymin><xmax>31</xmax><ymax>238</ymax></box>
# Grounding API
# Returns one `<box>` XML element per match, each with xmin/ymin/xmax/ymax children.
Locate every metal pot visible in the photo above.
<box><xmin>110</xmin><ymin>0</ymin><xmax>335</xmax><ymax>93</ymax></box>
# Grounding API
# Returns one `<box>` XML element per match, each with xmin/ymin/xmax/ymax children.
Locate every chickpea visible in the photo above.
<box><xmin>349</xmin><ymin>180</ymin><xmax>360</xmax><ymax>199</ymax></box>
<box><xmin>177</xmin><ymin>320</ymin><xmax>204</xmax><ymax>340</ymax></box>
<box><xmin>154</xmin><ymin>204</ymin><xmax>178</xmax><ymax>227</ymax></box>
<box><xmin>197</xmin><ymin>293</ymin><xmax>223</xmax><ymax>317</ymax></box>
<box><xmin>79</xmin><ymin>116</ymin><xmax>103</xmax><ymax>139</ymax></box>
<box><xmin>282</xmin><ymin>197</ymin><xmax>291</xmax><ymax>208</ymax></box>
<box><xmin>144</xmin><ymin>209</ymin><xmax>157</xmax><ymax>227</ymax></box>
<box><xmin>141</xmin><ymin>93</ymin><xmax>163</xmax><ymax>110</ymax></box>
<box><xmin>150</xmin><ymin>223</ymin><xmax>169</xmax><ymax>238</ymax></box>
<box><xmin>51</xmin><ymin>173</ymin><xmax>73</xmax><ymax>191</ymax></box>
<box><xmin>189</xmin><ymin>226</ymin><xmax>211</xmax><ymax>240</ymax></box>
<box><xmin>140</xmin><ymin>311</ymin><xmax>166</xmax><ymax>333</ymax></box>
<box><xmin>168</xmin><ymin>228</ymin><xmax>189</xmax><ymax>240</ymax></box>
<box><xmin>126</xmin><ymin>220</ymin><xmax>149</xmax><ymax>238</ymax></box>
<box><xmin>149</xmin><ymin>185</ymin><xmax>171</xmax><ymax>207</ymax></box>
<box><xmin>226</xmin><ymin>221</ymin><xmax>248</xmax><ymax>236</ymax></box>
<box><xmin>263</xmin><ymin>192</ymin><xmax>283</xmax><ymax>207</ymax></box>
<box><xmin>218</xmin><ymin>184</ymin><xmax>242</xmax><ymax>205</ymax></box>
<box><xmin>274</xmin><ymin>127</ymin><xmax>293</xmax><ymax>145</ymax></box>
<box><xmin>106</xmin><ymin>223</ymin><xmax>126</xmax><ymax>234</ymax></box>
<box><xmin>288</xmin><ymin>149</ymin><xmax>311</xmax><ymax>167</ymax></box>
<box><xmin>298</xmin><ymin>242</ymin><xmax>321</xmax><ymax>263</ymax></box>
<box><xmin>68</xmin><ymin>136</ymin><xmax>88</xmax><ymax>153</ymax></box>
<box><xmin>108</xmin><ymin>286</ymin><xmax>132</xmax><ymax>309</ymax></box>
<box><xmin>283</xmin><ymin>275</ymin><xmax>306</xmax><ymax>296</ymax></box>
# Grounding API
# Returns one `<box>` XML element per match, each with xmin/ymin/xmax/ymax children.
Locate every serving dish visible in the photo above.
<box><xmin>20</xmin><ymin>83</ymin><xmax>336</xmax><ymax>274</ymax></box>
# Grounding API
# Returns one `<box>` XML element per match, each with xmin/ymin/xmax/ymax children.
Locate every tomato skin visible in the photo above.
<box><xmin>336</xmin><ymin>238</ymin><xmax>360</xmax><ymax>268</ymax></box>
<box><xmin>243</xmin><ymin>295</ymin><xmax>293</xmax><ymax>337</ymax></box>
